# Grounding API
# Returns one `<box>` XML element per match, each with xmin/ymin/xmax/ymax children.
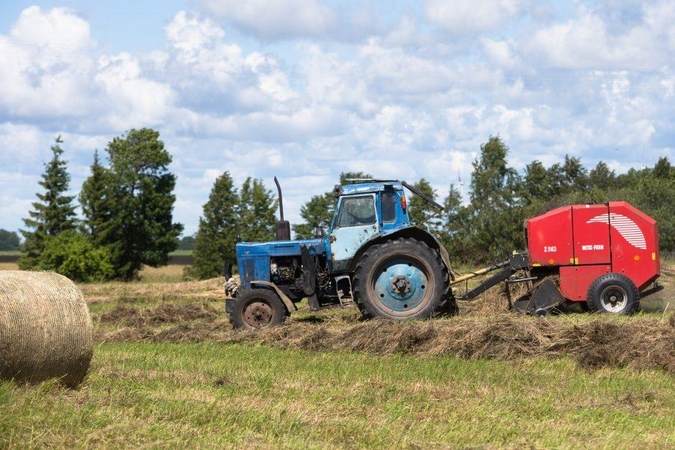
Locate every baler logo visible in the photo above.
<box><xmin>587</xmin><ymin>213</ymin><xmax>647</xmax><ymax>250</ymax></box>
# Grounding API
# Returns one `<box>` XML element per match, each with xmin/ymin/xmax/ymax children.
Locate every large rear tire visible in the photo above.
<box><xmin>352</xmin><ymin>238</ymin><xmax>455</xmax><ymax>320</ymax></box>
<box><xmin>230</xmin><ymin>289</ymin><xmax>287</xmax><ymax>329</ymax></box>
<box><xmin>586</xmin><ymin>273</ymin><xmax>639</xmax><ymax>314</ymax></box>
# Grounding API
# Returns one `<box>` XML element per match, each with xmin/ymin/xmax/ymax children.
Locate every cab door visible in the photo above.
<box><xmin>328</xmin><ymin>194</ymin><xmax>378</xmax><ymax>272</ymax></box>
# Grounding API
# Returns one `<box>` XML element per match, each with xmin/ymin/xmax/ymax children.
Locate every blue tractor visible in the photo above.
<box><xmin>226</xmin><ymin>178</ymin><xmax>457</xmax><ymax>328</ymax></box>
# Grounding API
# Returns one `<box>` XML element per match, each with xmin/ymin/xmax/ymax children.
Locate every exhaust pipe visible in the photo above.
<box><xmin>274</xmin><ymin>177</ymin><xmax>291</xmax><ymax>240</ymax></box>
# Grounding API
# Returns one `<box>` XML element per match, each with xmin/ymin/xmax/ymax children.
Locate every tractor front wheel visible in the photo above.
<box><xmin>353</xmin><ymin>238</ymin><xmax>454</xmax><ymax>320</ymax></box>
<box><xmin>586</xmin><ymin>273</ymin><xmax>639</xmax><ymax>314</ymax></box>
<box><xmin>230</xmin><ymin>289</ymin><xmax>287</xmax><ymax>329</ymax></box>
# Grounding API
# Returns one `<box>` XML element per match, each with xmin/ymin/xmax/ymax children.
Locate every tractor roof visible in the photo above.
<box><xmin>339</xmin><ymin>179</ymin><xmax>402</xmax><ymax>195</ymax></box>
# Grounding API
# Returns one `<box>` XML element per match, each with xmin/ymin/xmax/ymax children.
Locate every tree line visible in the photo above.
<box><xmin>19</xmin><ymin>130</ymin><xmax>183</xmax><ymax>281</ymax></box>
<box><xmin>17</xmin><ymin>132</ymin><xmax>675</xmax><ymax>282</ymax></box>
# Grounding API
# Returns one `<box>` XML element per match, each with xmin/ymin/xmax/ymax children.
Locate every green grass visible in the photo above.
<box><xmin>2</xmin><ymin>261</ymin><xmax>674</xmax><ymax>448</ymax></box>
<box><xmin>2</xmin><ymin>343</ymin><xmax>674</xmax><ymax>448</ymax></box>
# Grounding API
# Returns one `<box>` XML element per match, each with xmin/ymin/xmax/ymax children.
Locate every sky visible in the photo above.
<box><xmin>1</xmin><ymin>0</ymin><xmax>675</xmax><ymax>237</ymax></box>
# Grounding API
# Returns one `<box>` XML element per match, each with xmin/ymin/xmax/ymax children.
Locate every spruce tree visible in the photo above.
<box><xmin>188</xmin><ymin>172</ymin><xmax>239</xmax><ymax>280</ymax></box>
<box><xmin>80</xmin><ymin>150</ymin><xmax>114</xmax><ymax>246</ymax></box>
<box><xmin>236</xmin><ymin>177</ymin><xmax>276</xmax><ymax>243</ymax></box>
<box><xmin>19</xmin><ymin>136</ymin><xmax>77</xmax><ymax>269</ymax></box>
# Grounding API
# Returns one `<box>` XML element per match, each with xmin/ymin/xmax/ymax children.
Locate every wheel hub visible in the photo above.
<box><xmin>600</xmin><ymin>286</ymin><xmax>627</xmax><ymax>312</ymax></box>
<box><xmin>243</xmin><ymin>301</ymin><xmax>273</xmax><ymax>327</ymax></box>
<box><xmin>391</xmin><ymin>275</ymin><xmax>412</xmax><ymax>296</ymax></box>
<box><xmin>373</xmin><ymin>260</ymin><xmax>429</xmax><ymax>312</ymax></box>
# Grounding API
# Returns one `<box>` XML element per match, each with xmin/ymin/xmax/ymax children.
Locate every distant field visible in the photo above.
<box><xmin>0</xmin><ymin>251</ymin><xmax>20</xmax><ymax>263</ymax></box>
<box><xmin>0</xmin><ymin>251</ymin><xmax>191</xmax><ymax>267</ymax></box>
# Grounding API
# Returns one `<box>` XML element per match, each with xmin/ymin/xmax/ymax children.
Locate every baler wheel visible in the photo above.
<box><xmin>586</xmin><ymin>273</ymin><xmax>639</xmax><ymax>314</ymax></box>
<box><xmin>230</xmin><ymin>289</ymin><xmax>287</xmax><ymax>329</ymax></box>
<box><xmin>352</xmin><ymin>238</ymin><xmax>454</xmax><ymax>320</ymax></box>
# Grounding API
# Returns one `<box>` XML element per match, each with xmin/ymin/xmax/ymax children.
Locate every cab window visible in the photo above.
<box><xmin>335</xmin><ymin>195</ymin><xmax>376</xmax><ymax>228</ymax></box>
<box><xmin>381</xmin><ymin>191</ymin><xmax>396</xmax><ymax>223</ymax></box>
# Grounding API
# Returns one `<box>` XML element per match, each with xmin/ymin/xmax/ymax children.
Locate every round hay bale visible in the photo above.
<box><xmin>0</xmin><ymin>271</ymin><xmax>93</xmax><ymax>387</ymax></box>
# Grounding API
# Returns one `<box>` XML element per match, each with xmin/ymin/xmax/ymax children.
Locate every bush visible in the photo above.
<box><xmin>36</xmin><ymin>231</ymin><xmax>114</xmax><ymax>282</ymax></box>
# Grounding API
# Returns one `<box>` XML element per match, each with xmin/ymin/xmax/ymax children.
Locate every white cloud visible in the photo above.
<box><xmin>95</xmin><ymin>53</ymin><xmax>175</xmax><ymax>131</ymax></box>
<box><xmin>424</xmin><ymin>0</ymin><xmax>526</xmax><ymax>35</ymax></box>
<box><xmin>525</xmin><ymin>1</ymin><xmax>675</xmax><ymax>70</ymax></box>
<box><xmin>10</xmin><ymin>5</ymin><xmax>93</xmax><ymax>57</ymax></box>
<box><xmin>481</xmin><ymin>38</ymin><xmax>519</xmax><ymax>69</ymax></box>
<box><xmin>358</xmin><ymin>39</ymin><xmax>459</xmax><ymax>95</ymax></box>
<box><xmin>0</xmin><ymin>6</ymin><xmax>95</xmax><ymax>118</ymax></box>
<box><xmin>198</xmin><ymin>0</ymin><xmax>338</xmax><ymax>40</ymax></box>
<box><xmin>245</xmin><ymin>53</ymin><xmax>295</xmax><ymax>102</ymax></box>
<box><xmin>165</xmin><ymin>10</ymin><xmax>226</xmax><ymax>60</ymax></box>
<box><xmin>0</xmin><ymin>123</ymin><xmax>45</xmax><ymax>167</ymax></box>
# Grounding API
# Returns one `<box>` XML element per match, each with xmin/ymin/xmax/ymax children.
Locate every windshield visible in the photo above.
<box><xmin>335</xmin><ymin>195</ymin><xmax>376</xmax><ymax>228</ymax></box>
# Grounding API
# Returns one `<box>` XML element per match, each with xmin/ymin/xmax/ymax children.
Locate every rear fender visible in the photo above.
<box><xmin>348</xmin><ymin>227</ymin><xmax>455</xmax><ymax>280</ymax></box>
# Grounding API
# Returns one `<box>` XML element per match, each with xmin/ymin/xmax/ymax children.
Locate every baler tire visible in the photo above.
<box><xmin>230</xmin><ymin>289</ymin><xmax>287</xmax><ymax>329</ymax></box>
<box><xmin>586</xmin><ymin>273</ymin><xmax>639</xmax><ymax>314</ymax></box>
<box><xmin>352</xmin><ymin>238</ymin><xmax>454</xmax><ymax>320</ymax></box>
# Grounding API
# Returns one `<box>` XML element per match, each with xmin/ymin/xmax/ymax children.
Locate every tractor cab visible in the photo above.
<box><xmin>327</xmin><ymin>180</ymin><xmax>410</xmax><ymax>273</ymax></box>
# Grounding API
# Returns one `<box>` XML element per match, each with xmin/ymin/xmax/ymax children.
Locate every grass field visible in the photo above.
<box><xmin>1</xmin><ymin>264</ymin><xmax>674</xmax><ymax>448</ymax></box>
<box><xmin>2</xmin><ymin>343</ymin><xmax>674</xmax><ymax>448</ymax></box>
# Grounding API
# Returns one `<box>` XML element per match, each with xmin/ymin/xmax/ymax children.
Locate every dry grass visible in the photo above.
<box><xmin>91</xmin><ymin>283</ymin><xmax>675</xmax><ymax>375</ymax></box>
<box><xmin>80</xmin><ymin>277</ymin><xmax>224</xmax><ymax>304</ymax></box>
<box><xmin>85</xmin><ymin>262</ymin><xmax>675</xmax><ymax>376</ymax></box>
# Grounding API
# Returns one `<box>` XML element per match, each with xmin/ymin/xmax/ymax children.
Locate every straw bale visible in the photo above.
<box><xmin>0</xmin><ymin>271</ymin><xmax>93</xmax><ymax>387</ymax></box>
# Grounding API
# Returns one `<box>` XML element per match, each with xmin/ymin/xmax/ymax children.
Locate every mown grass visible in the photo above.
<box><xmin>2</xmin><ymin>343</ymin><xmax>674</xmax><ymax>449</ymax></box>
<box><xmin>2</xmin><ymin>264</ymin><xmax>675</xmax><ymax>448</ymax></box>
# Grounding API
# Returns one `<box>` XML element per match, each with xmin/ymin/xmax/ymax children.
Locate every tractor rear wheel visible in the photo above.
<box><xmin>353</xmin><ymin>238</ymin><xmax>454</xmax><ymax>320</ymax></box>
<box><xmin>586</xmin><ymin>273</ymin><xmax>639</xmax><ymax>314</ymax></box>
<box><xmin>230</xmin><ymin>289</ymin><xmax>287</xmax><ymax>329</ymax></box>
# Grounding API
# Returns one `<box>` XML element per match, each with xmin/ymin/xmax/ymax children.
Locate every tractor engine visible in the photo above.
<box><xmin>270</xmin><ymin>256</ymin><xmax>333</xmax><ymax>301</ymax></box>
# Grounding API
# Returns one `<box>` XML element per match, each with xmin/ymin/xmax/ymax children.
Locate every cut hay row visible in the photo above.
<box><xmin>95</xmin><ymin>302</ymin><xmax>675</xmax><ymax>375</ymax></box>
<box><xmin>0</xmin><ymin>271</ymin><xmax>93</xmax><ymax>387</ymax></box>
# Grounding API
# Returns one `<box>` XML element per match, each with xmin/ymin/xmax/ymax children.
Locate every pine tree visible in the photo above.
<box><xmin>19</xmin><ymin>136</ymin><xmax>77</xmax><ymax>269</ymax></box>
<box><xmin>89</xmin><ymin>128</ymin><xmax>183</xmax><ymax>280</ymax></box>
<box><xmin>561</xmin><ymin>155</ymin><xmax>589</xmax><ymax>193</ymax></box>
<box><xmin>589</xmin><ymin>161</ymin><xmax>616</xmax><ymax>190</ymax></box>
<box><xmin>466</xmin><ymin>136</ymin><xmax>524</xmax><ymax>262</ymax></box>
<box><xmin>439</xmin><ymin>184</ymin><xmax>471</xmax><ymax>262</ymax></box>
<box><xmin>188</xmin><ymin>172</ymin><xmax>239</xmax><ymax>280</ymax></box>
<box><xmin>80</xmin><ymin>150</ymin><xmax>114</xmax><ymax>246</ymax></box>
<box><xmin>407</xmin><ymin>178</ymin><xmax>439</xmax><ymax>231</ymax></box>
<box><xmin>292</xmin><ymin>193</ymin><xmax>334</xmax><ymax>239</ymax></box>
<box><xmin>237</xmin><ymin>177</ymin><xmax>276</xmax><ymax>243</ymax></box>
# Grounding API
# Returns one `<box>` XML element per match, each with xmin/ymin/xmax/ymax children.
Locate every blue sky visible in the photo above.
<box><xmin>1</xmin><ymin>0</ymin><xmax>674</xmax><ymax>237</ymax></box>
